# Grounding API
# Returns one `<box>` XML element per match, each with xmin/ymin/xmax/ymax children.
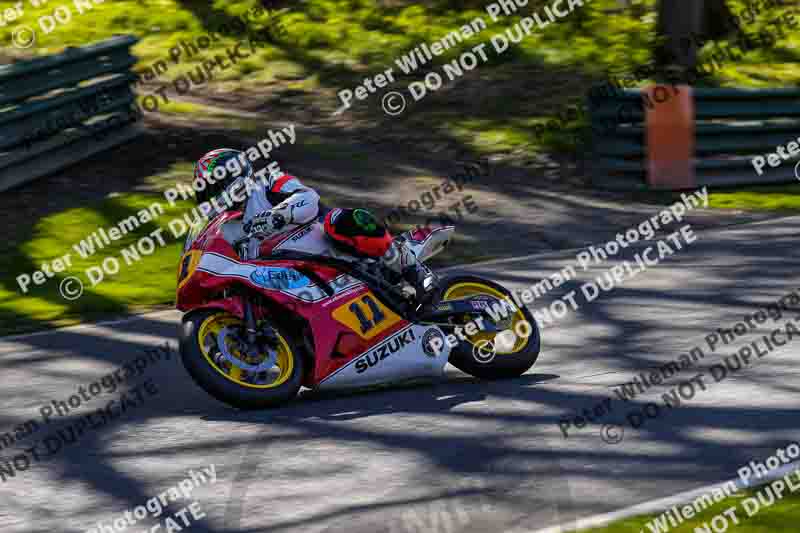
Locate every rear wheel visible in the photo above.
<box><xmin>180</xmin><ymin>310</ymin><xmax>304</xmax><ymax>409</ymax></box>
<box><xmin>436</xmin><ymin>275</ymin><xmax>540</xmax><ymax>379</ymax></box>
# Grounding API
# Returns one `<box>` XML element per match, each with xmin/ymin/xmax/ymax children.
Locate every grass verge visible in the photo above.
<box><xmin>707</xmin><ymin>184</ymin><xmax>800</xmax><ymax>212</ymax></box>
<box><xmin>0</xmin><ymin>193</ymin><xmax>193</xmax><ymax>337</ymax></box>
<box><xmin>580</xmin><ymin>475</ymin><xmax>800</xmax><ymax>533</ymax></box>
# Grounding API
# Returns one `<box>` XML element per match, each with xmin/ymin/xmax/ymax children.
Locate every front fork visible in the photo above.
<box><xmin>238</xmin><ymin>240</ymin><xmax>261</xmax><ymax>347</ymax></box>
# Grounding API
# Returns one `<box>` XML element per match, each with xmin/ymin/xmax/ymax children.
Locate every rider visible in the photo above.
<box><xmin>193</xmin><ymin>148</ymin><xmax>426</xmax><ymax>291</ymax></box>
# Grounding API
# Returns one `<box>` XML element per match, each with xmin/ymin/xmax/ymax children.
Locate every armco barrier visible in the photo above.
<box><xmin>0</xmin><ymin>35</ymin><xmax>142</xmax><ymax>192</ymax></box>
<box><xmin>589</xmin><ymin>86</ymin><xmax>800</xmax><ymax>190</ymax></box>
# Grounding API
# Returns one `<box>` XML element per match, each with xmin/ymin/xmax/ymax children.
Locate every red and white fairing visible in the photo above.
<box><xmin>177</xmin><ymin>212</ymin><xmax>454</xmax><ymax>391</ymax></box>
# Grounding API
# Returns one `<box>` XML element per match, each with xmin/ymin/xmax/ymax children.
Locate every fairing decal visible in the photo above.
<box><xmin>195</xmin><ymin>252</ymin><xmax>364</xmax><ymax>302</ymax></box>
<box><xmin>316</xmin><ymin>324</ymin><xmax>451</xmax><ymax>390</ymax></box>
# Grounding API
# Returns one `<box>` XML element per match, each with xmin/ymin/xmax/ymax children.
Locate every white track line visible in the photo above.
<box><xmin>532</xmin><ymin>461</ymin><xmax>800</xmax><ymax>533</ymax></box>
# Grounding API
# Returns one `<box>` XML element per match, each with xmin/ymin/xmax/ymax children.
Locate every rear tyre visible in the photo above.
<box><xmin>435</xmin><ymin>275</ymin><xmax>540</xmax><ymax>379</ymax></box>
<box><xmin>180</xmin><ymin>310</ymin><xmax>305</xmax><ymax>409</ymax></box>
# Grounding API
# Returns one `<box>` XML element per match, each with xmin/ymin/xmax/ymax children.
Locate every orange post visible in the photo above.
<box><xmin>645</xmin><ymin>85</ymin><xmax>695</xmax><ymax>189</ymax></box>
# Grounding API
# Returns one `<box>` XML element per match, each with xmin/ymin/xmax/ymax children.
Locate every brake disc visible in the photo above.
<box><xmin>216</xmin><ymin>327</ymin><xmax>278</xmax><ymax>373</ymax></box>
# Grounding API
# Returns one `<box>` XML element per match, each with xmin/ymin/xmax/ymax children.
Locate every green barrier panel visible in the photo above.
<box><xmin>587</xmin><ymin>87</ymin><xmax>647</xmax><ymax>190</ymax></box>
<box><xmin>588</xmin><ymin>86</ymin><xmax>800</xmax><ymax>190</ymax></box>
<box><xmin>0</xmin><ymin>35</ymin><xmax>142</xmax><ymax>192</ymax></box>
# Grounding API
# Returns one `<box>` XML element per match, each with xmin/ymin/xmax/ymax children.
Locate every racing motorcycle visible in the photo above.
<box><xmin>176</xmin><ymin>210</ymin><xmax>540</xmax><ymax>409</ymax></box>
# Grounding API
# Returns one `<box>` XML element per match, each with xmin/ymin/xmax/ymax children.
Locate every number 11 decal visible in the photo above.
<box><xmin>348</xmin><ymin>295</ymin><xmax>386</xmax><ymax>333</ymax></box>
<box><xmin>333</xmin><ymin>292</ymin><xmax>401</xmax><ymax>339</ymax></box>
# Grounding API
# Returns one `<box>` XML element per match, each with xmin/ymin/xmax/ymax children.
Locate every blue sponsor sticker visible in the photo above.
<box><xmin>250</xmin><ymin>267</ymin><xmax>310</xmax><ymax>290</ymax></box>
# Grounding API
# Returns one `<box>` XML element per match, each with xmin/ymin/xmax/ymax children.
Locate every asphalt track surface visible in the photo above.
<box><xmin>1</xmin><ymin>215</ymin><xmax>799</xmax><ymax>533</ymax></box>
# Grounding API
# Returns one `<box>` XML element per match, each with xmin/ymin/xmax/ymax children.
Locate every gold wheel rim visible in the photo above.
<box><xmin>197</xmin><ymin>314</ymin><xmax>294</xmax><ymax>389</ymax></box>
<box><xmin>442</xmin><ymin>282</ymin><xmax>530</xmax><ymax>354</ymax></box>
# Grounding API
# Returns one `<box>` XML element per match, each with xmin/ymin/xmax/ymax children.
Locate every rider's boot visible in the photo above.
<box><xmin>381</xmin><ymin>239</ymin><xmax>436</xmax><ymax>302</ymax></box>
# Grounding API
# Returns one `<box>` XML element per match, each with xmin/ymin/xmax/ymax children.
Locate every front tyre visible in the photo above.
<box><xmin>436</xmin><ymin>275</ymin><xmax>540</xmax><ymax>379</ymax></box>
<box><xmin>180</xmin><ymin>310</ymin><xmax>304</xmax><ymax>409</ymax></box>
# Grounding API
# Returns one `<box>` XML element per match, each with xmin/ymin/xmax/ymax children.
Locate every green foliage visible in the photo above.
<box><xmin>708</xmin><ymin>185</ymin><xmax>800</xmax><ymax>212</ymax></box>
<box><xmin>6</xmin><ymin>0</ymin><xmax>797</xmax><ymax>95</ymax></box>
<box><xmin>0</xmin><ymin>190</ymin><xmax>196</xmax><ymax>335</ymax></box>
<box><xmin>580</xmin><ymin>486</ymin><xmax>800</xmax><ymax>533</ymax></box>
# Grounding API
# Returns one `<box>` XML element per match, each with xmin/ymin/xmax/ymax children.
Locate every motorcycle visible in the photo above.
<box><xmin>176</xmin><ymin>210</ymin><xmax>540</xmax><ymax>409</ymax></box>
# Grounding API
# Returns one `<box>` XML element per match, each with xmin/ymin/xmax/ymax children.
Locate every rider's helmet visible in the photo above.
<box><xmin>193</xmin><ymin>148</ymin><xmax>254</xmax><ymax>206</ymax></box>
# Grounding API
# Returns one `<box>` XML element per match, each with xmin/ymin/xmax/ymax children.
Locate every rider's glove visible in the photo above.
<box><xmin>244</xmin><ymin>209</ymin><xmax>288</xmax><ymax>237</ymax></box>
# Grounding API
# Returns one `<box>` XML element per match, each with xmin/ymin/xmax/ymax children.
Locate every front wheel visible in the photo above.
<box><xmin>180</xmin><ymin>310</ymin><xmax>305</xmax><ymax>409</ymax></box>
<box><xmin>435</xmin><ymin>275</ymin><xmax>540</xmax><ymax>379</ymax></box>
